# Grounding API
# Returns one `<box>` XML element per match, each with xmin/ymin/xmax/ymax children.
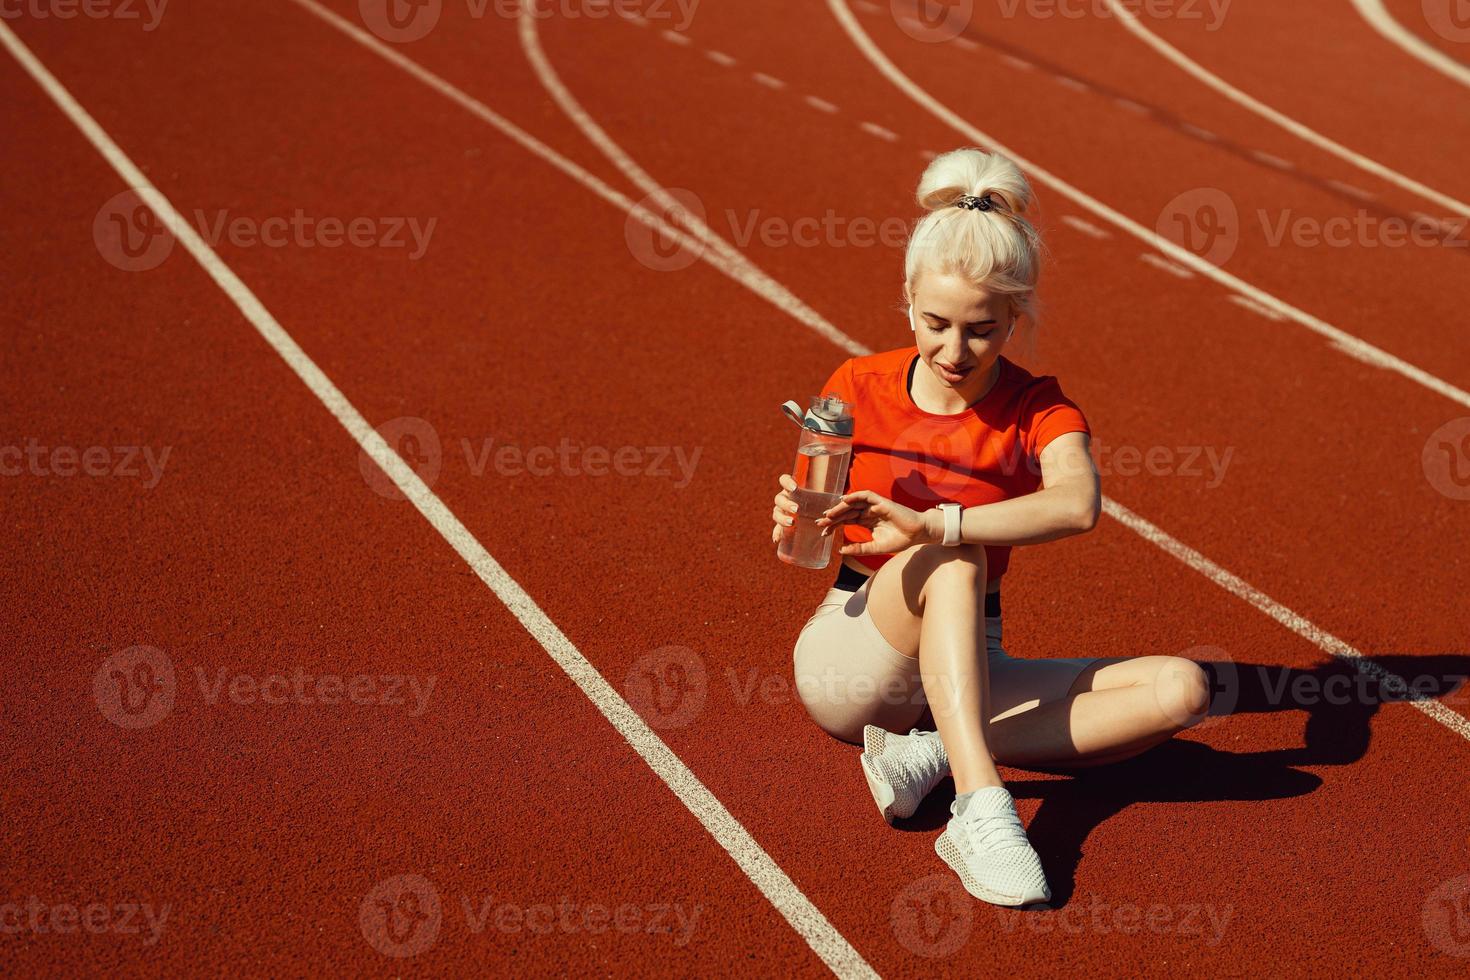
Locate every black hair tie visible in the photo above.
<box><xmin>955</xmin><ymin>193</ymin><xmax>994</xmax><ymax>212</ymax></box>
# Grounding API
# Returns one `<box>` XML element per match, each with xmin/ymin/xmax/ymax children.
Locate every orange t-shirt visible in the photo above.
<box><xmin>819</xmin><ymin>347</ymin><xmax>1090</xmax><ymax>581</ymax></box>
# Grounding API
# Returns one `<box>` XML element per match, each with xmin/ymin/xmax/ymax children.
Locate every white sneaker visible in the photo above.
<box><xmin>935</xmin><ymin>786</ymin><xmax>1052</xmax><ymax>907</ymax></box>
<box><xmin>859</xmin><ymin>725</ymin><xmax>950</xmax><ymax>823</ymax></box>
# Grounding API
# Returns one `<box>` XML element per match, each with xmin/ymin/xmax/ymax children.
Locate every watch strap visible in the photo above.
<box><xmin>941</xmin><ymin>503</ymin><xmax>963</xmax><ymax>547</ymax></box>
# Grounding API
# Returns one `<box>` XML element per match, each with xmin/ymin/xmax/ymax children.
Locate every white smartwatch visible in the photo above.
<box><xmin>937</xmin><ymin>502</ymin><xmax>964</xmax><ymax>547</ymax></box>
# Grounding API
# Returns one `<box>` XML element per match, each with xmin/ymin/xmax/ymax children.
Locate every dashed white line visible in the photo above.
<box><xmin>804</xmin><ymin>95</ymin><xmax>839</xmax><ymax>114</ymax></box>
<box><xmin>953</xmin><ymin>37</ymin><xmax>979</xmax><ymax>51</ymax></box>
<box><xmin>1060</xmin><ymin>214</ymin><xmax>1111</xmax><ymax>239</ymax></box>
<box><xmin>752</xmin><ymin>72</ymin><xmax>787</xmax><ymax>90</ymax></box>
<box><xmin>1000</xmin><ymin>54</ymin><xmax>1034</xmax><ymax>71</ymax></box>
<box><xmin>1250</xmin><ymin>149</ymin><xmax>1294</xmax><ymax>170</ymax></box>
<box><xmin>3</xmin><ymin>8</ymin><xmax>880</xmax><ymax>979</ymax></box>
<box><xmin>829</xmin><ymin>0</ymin><xmax>1470</xmax><ymax>410</ymax></box>
<box><xmin>919</xmin><ymin>149</ymin><xmax>938</xmax><ymax>161</ymax></box>
<box><xmin>859</xmin><ymin>121</ymin><xmax>899</xmax><ymax>142</ymax></box>
<box><xmin>323</xmin><ymin>0</ymin><xmax>1470</xmax><ymax>794</ymax></box>
<box><xmin>1180</xmin><ymin>122</ymin><xmax>1217</xmax><ymax>141</ymax></box>
<box><xmin>705</xmin><ymin>49</ymin><xmax>737</xmax><ymax>67</ymax></box>
<box><xmin>1140</xmin><ymin>253</ymin><xmax>1194</xmax><ymax>279</ymax></box>
<box><xmin>660</xmin><ymin>28</ymin><xmax>691</xmax><ymax>46</ymax></box>
<box><xmin>1113</xmin><ymin>97</ymin><xmax>1150</xmax><ymax>115</ymax></box>
<box><xmin>1228</xmin><ymin>294</ymin><xmax>1288</xmax><ymax>321</ymax></box>
<box><xmin>1056</xmin><ymin>76</ymin><xmax>1090</xmax><ymax>93</ymax></box>
<box><xmin>618</xmin><ymin>10</ymin><xmax>648</xmax><ymax>26</ymax></box>
<box><xmin>1327</xmin><ymin>178</ymin><xmax>1376</xmax><ymax>201</ymax></box>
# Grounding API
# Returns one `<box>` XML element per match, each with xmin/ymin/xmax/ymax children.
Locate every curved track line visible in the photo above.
<box><xmin>513</xmin><ymin>3</ymin><xmax>1470</xmax><ymax>742</ymax></box>
<box><xmin>1350</xmin><ymin>0</ymin><xmax>1470</xmax><ymax>90</ymax></box>
<box><xmin>283</xmin><ymin>0</ymin><xmax>864</xmax><ymax>357</ymax></box>
<box><xmin>517</xmin><ymin>1</ymin><xmax>749</xmax><ymax>270</ymax></box>
<box><xmin>1102</xmin><ymin>0</ymin><xmax>1470</xmax><ymax>217</ymax></box>
<box><xmin>0</xmin><ymin>19</ymin><xmax>877</xmax><ymax>980</ymax></box>
<box><xmin>826</xmin><ymin>0</ymin><xmax>1470</xmax><ymax>411</ymax></box>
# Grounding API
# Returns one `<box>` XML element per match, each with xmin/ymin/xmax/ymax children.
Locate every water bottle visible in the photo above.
<box><xmin>777</xmin><ymin>393</ymin><xmax>854</xmax><ymax>569</ymax></box>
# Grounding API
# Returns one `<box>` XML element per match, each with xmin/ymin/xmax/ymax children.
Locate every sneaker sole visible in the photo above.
<box><xmin>860</xmin><ymin>726</ymin><xmax>905</xmax><ymax>823</ymax></box>
<box><xmin>859</xmin><ymin>750</ymin><xmax>898</xmax><ymax>824</ymax></box>
<box><xmin>934</xmin><ymin>829</ymin><xmax>1050</xmax><ymax>908</ymax></box>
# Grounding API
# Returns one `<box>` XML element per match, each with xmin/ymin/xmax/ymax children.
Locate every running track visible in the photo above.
<box><xmin>3</xmin><ymin>0</ymin><xmax>1469</xmax><ymax>974</ymax></box>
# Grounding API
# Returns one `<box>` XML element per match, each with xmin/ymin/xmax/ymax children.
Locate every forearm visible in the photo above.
<box><xmin>922</xmin><ymin>485</ymin><xmax>1098</xmax><ymax>547</ymax></box>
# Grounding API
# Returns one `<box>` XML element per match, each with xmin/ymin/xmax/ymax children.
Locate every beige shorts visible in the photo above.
<box><xmin>792</xmin><ymin>577</ymin><xmax>1097</xmax><ymax>744</ymax></box>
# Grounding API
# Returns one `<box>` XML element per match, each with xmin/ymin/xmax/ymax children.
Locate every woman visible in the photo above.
<box><xmin>771</xmin><ymin>148</ymin><xmax>1212</xmax><ymax>909</ymax></box>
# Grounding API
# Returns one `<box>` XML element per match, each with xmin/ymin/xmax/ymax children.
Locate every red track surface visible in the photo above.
<box><xmin>4</xmin><ymin>0</ymin><xmax>1469</xmax><ymax>974</ymax></box>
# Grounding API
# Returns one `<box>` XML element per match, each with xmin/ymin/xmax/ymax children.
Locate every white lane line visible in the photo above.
<box><xmin>805</xmin><ymin>95</ymin><xmax>839</xmax><ymax>114</ymax></box>
<box><xmin>508</xmin><ymin>2</ymin><xmax>1470</xmax><ymax>747</ymax></box>
<box><xmin>1327</xmin><ymin>178</ymin><xmax>1376</xmax><ymax>201</ymax></box>
<box><xmin>1350</xmin><ymin>0</ymin><xmax>1470</xmax><ymax>91</ymax></box>
<box><xmin>817</xmin><ymin>0</ymin><xmax>1470</xmax><ymax>738</ymax></box>
<box><xmin>1060</xmin><ymin>214</ymin><xmax>1111</xmax><ymax>239</ymax></box>
<box><xmin>1180</xmin><ymin>122</ymin><xmax>1217</xmax><ymax>141</ymax></box>
<box><xmin>1102</xmin><ymin>0</ymin><xmax>1470</xmax><ymax>220</ymax></box>
<box><xmin>825</xmin><ymin>0</ymin><xmax>1470</xmax><ymax>410</ymax></box>
<box><xmin>705</xmin><ymin>49</ymin><xmax>737</xmax><ymax>67</ymax></box>
<box><xmin>295</xmin><ymin>0</ymin><xmax>865</xmax><ymax>356</ymax></box>
<box><xmin>0</xmin><ymin>14</ymin><xmax>875</xmax><ymax>980</ymax></box>
<box><xmin>859</xmin><ymin>120</ymin><xmax>899</xmax><ymax>141</ymax></box>
<box><xmin>1228</xmin><ymin>294</ymin><xmax>1287</xmax><ymax>322</ymax></box>
<box><xmin>661</xmin><ymin>28</ymin><xmax>691</xmax><ymax>46</ymax></box>
<box><xmin>752</xmin><ymin>71</ymin><xmax>787</xmax><ymax>90</ymax></box>
<box><xmin>1000</xmin><ymin>54</ymin><xmax>1034</xmax><ymax>71</ymax></box>
<box><xmin>1056</xmin><ymin>76</ymin><xmax>1090</xmax><ymax>93</ymax></box>
<box><xmin>1114</xmin><ymin>96</ymin><xmax>1150</xmax><ymax>114</ymax></box>
<box><xmin>1139</xmin><ymin>252</ymin><xmax>1194</xmax><ymax>279</ymax></box>
<box><xmin>953</xmin><ymin>37</ymin><xmax>979</xmax><ymax>52</ymax></box>
<box><xmin>619</xmin><ymin>10</ymin><xmax>649</xmax><ymax>26</ymax></box>
<box><xmin>1250</xmin><ymin>149</ymin><xmax>1294</xmax><ymax>170</ymax></box>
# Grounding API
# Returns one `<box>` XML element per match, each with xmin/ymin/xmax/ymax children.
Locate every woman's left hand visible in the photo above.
<box><xmin>817</xmin><ymin>490</ymin><xmax>937</xmax><ymax>557</ymax></box>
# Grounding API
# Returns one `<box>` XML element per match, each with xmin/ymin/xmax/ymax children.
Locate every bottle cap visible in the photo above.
<box><xmin>781</xmin><ymin>393</ymin><xmax>853</xmax><ymax>437</ymax></box>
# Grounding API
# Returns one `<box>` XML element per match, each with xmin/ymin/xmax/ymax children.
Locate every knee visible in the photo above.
<box><xmin>912</xmin><ymin>540</ymin><xmax>988</xmax><ymax>589</ymax></box>
<box><xmin>1154</xmin><ymin>658</ymin><xmax>1211</xmax><ymax>727</ymax></box>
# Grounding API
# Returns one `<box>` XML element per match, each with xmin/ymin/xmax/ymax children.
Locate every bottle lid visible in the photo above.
<box><xmin>781</xmin><ymin>393</ymin><xmax>853</xmax><ymax>437</ymax></box>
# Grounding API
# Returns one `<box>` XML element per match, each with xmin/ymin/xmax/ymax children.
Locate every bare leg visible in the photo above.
<box><xmin>863</xmin><ymin>546</ymin><xmax>1211</xmax><ymax>778</ymax></box>
<box><xmin>987</xmin><ymin>656</ymin><xmax>1211</xmax><ymax>770</ymax></box>
<box><xmin>863</xmin><ymin>541</ymin><xmax>1002</xmax><ymax>793</ymax></box>
<box><xmin>920</xmin><ymin>551</ymin><xmax>1003</xmax><ymax>793</ymax></box>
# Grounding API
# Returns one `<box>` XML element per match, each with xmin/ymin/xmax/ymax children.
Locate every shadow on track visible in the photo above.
<box><xmin>891</xmin><ymin>653</ymin><xmax>1469</xmax><ymax>906</ymax></box>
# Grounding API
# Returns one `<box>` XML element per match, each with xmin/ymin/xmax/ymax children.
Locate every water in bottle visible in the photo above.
<box><xmin>777</xmin><ymin>393</ymin><xmax>854</xmax><ymax>569</ymax></box>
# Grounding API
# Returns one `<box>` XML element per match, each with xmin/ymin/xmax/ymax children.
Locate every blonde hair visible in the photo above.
<box><xmin>903</xmin><ymin>148</ymin><xmax>1046</xmax><ymax>353</ymax></box>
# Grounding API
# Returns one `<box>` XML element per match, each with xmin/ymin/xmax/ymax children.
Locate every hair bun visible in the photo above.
<box><xmin>902</xmin><ymin>147</ymin><xmax>1046</xmax><ymax>350</ymax></box>
<box><xmin>916</xmin><ymin>149</ymin><xmax>1033</xmax><ymax>217</ymax></box>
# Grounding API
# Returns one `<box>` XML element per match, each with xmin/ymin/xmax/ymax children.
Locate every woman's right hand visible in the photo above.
<box><xmin>771</xmin><ymin>473</ymin><xmax>798</xmax><ymax>544</ymax></box>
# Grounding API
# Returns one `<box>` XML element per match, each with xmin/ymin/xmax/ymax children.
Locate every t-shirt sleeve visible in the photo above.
<box><xmin>1022</xmin><ymin>376</ymin><xmax>1090</xmax><ymax>459</ymax></box>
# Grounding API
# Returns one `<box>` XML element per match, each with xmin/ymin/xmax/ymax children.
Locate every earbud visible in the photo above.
<box><xmin>908</xmin><ymin>304</ymin><xmax>917</xmax><ymax>333</ymax></box>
